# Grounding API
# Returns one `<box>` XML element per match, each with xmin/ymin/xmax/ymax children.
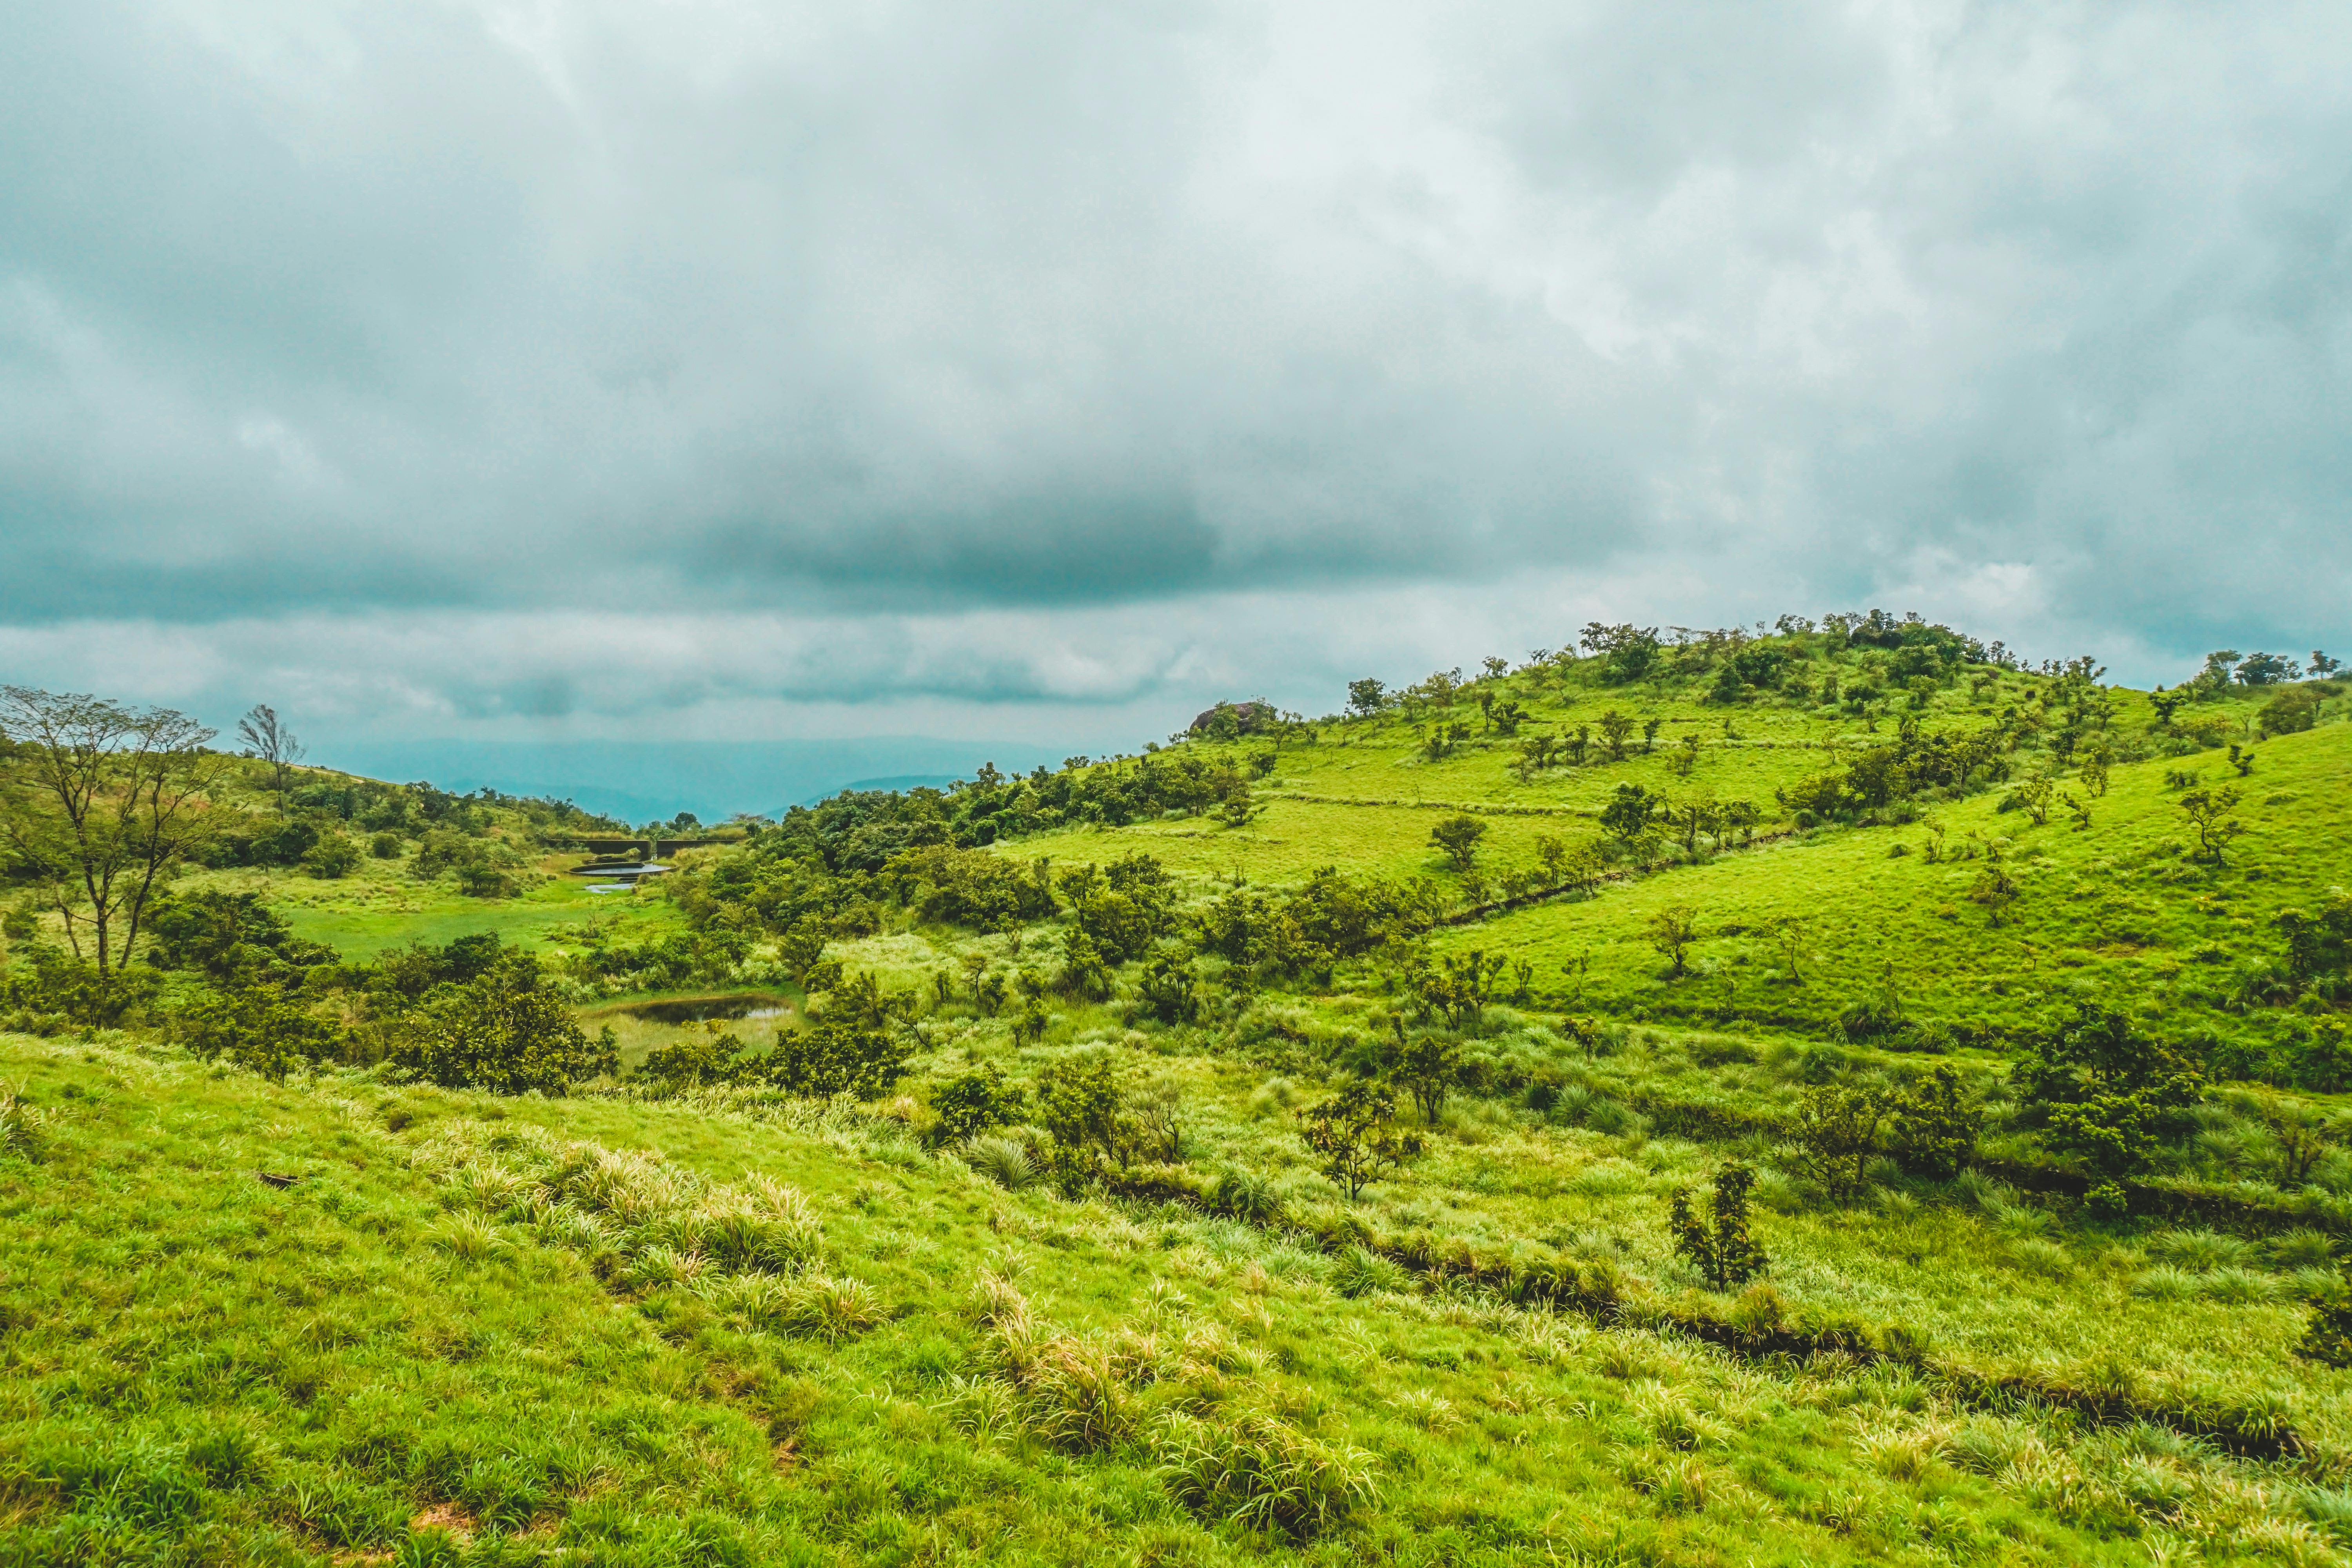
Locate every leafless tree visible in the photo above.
<box><xmin>237</xmin><ymin>704</ymin><xmax>305</xmax><ymax>795</ymax></box>
<box><xmin>0</xmin><ymin>688</ymin><xmax>223</xmax><ymax>1004</ymax></box>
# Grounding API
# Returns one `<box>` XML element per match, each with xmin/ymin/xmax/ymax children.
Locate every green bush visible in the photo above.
<box><xmin>1884</xmin><ymin>1066</ymin><xmax>1983</xmax><ymax>1179</ymax></box>
<box><xmin>765</xmin><ymin>1016</ymin><xmax>911</xmax><ymax>1100</ymax></box>
<box><xmin>931</xmin><ymin>1063</ymin><xmax>1025</xmax><ymax>1143</ymax></box>
<box><xmin>1668</xmin><ymin>1162</ymin><xmax>1769</xmax><ymax>1291</ymax></box>
<box><xmin>301</xmin><ymin>833</ymin><xmax>361</xmax><ymax>879</ymax></box>
<box><xmin>389</xmin><ymin>953</ymin><xmax>613</xmax><ymax>1094</ymax></box>
<box><xmin>173</xmin><ymin>983</ymin><xmax>345</xmax><ymax>1080</ymax></box>
<box><xmin>633</xmin><ymin>1029</ymin><xmax>753</xmax><ymax>1093</ymax></box>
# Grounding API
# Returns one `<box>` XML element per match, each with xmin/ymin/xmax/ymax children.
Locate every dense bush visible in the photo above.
<box><xmin>766</xmin><ymin>1016</ymin><xmax>911</xmax><ymax>1100</ymax></box>
<box><xmin>388</xmin><ymin>951</ymin><xmax>614</xmax><ymax>1094</ymax></box>
<box><xmin>2015</xmin><ymin>1006</ymin><xmax>2205</xmax><ymax>1179</ymax></box>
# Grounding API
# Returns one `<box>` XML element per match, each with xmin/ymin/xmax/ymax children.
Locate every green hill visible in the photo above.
<box><xmin>5</xmin><ymin>618</ymin><xmax>2352</xmax><ymax>1564</ymax></box>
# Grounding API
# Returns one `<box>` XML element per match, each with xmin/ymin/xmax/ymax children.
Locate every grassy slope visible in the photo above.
<box><xmin>1011</xmin><ymin>678</ymin><xmax>2335</xmax><ymax>1040</ymax></box>
<box><xmin>1</xmin><ymin>1033</ymin><xmax>2307</xmax><ymax>1567</ymax></box>
<box><xmin>176</xmin><ymin>846</ymin><xmax>685</xmax><ymax>960</ymax></box>
<box><xmin>11</xmin><ymin>668</ymin><xmax>2352</xmax><ymax>1563</ymax></box>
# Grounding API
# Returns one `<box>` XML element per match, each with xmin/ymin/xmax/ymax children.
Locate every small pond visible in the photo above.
<box><xmin>604</xmin><ymin>993</ymin><xmax>795</xmax><ymax>1025</ymax></box>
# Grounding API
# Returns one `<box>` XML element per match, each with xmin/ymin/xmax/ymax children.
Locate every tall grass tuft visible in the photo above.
<box><xmin>428</xmin><ymin>1212</ymin><xmax>506</xmax><ymax>1262</ymax></box>
<box><xmin>0</xmin><ymin>1082</ymin><xmax>46</xmax><ymax>1162</ymax></box>
<box><xmin>1152</xmin><ymin>1409</ymin><xmax>1379</xmax><ymax>1539</ymax></box>
<box><xmin>963</xmin><ymin>1135</ymin><xmax>1038</xmax><ymax>1191</ymax></box>
<box><xmin>2145</xmin><ymin>1229</ymin><xmax>2255</xmax><ymax>1272</ymax></box>
<box><xmin>1331</xmin><ymin>1246</ymin><xmax>1409</xmax><ymax>1299</ymax></box>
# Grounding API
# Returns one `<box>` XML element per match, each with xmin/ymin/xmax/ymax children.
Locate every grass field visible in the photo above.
<box><xmin>8</xmin><ymin>648</ymin><xmax>2352</xmax><ymax>1563</ymax></box>
<box><xmin>176</xmin><ymin>854</ymin><xmax>686</xmax><ymax>960</ymax></box>
<box><xmin>9</xmin><ymin>1031</ymin><xmax>2345</xmax><ymax>1565</ymax></box>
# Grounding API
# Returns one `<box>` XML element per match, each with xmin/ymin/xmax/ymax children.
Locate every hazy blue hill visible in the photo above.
<box><xmin>308</xmin><ymin>739</ymin><xmax>1064</xmax><ymax>822</ymax></box>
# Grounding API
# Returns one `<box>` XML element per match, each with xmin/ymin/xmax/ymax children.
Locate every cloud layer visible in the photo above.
<box><xmin>4</xmin><ymin>0</ymin><xmax>2348</xmax><ymax>738</ymax></box>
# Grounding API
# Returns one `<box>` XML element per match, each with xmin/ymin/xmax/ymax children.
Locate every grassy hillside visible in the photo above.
<box><xmin>6</xmin><ymin>621</ymin><xmax>2352</xmax><ymax>1563</ymax></box>
<box><xmin>4</xmin><ymin>1033</ymin><xmax>2342</xmax><ymax>1565</ymax></box>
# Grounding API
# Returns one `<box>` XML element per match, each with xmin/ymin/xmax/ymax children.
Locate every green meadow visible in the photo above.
<box><xmin>6</xmin><ymin>624</ymin><xmax>2352</xmax><ymax>1564</ymax></box>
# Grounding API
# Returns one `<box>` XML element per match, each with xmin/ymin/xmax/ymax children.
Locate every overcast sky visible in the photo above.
<box><xmin>4</xmin><ymin>0</ymin><xmax>2348</xmax><ymax>751</ymax></box>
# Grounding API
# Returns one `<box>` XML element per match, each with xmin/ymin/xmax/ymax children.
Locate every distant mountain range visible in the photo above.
<box><xmin>308</xmin><ymin>739</ymin><xmax>1067</xmax><ymax>825</ymax></box>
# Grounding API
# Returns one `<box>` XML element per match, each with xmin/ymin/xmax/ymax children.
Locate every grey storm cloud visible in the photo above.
<box><xmin>1</xmin><ymin>0</ymin><xmax>2348</xmax><ymax>733</ymax></box>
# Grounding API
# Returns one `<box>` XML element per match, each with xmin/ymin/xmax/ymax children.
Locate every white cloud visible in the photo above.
<box><xmin>0</xmin><ymin>0</ymin><xmax>2347</xmax><ymax>739</ymax></box>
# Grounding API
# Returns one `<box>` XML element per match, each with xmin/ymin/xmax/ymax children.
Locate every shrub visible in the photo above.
<box><xmin>633</xmin><ymin>1030</ymin><xmax>754</xmax><ymax>1093</ymax></box>
<box><xmin>1138</xmin><ymin>953</ymin><xmax>1204</xmax><ymax>1024</ymax></box>
<box><xmin>2299</xmin><ymin>1278</ymin><xmax>2352</xmax><ymax>1368</ymax></box>
<box><xmin>389</xmin><ymin>952</ymin><xmax>614</xmax><ymax>1095</ymax></box>
<box><xmin>765</xmin><ymin>1016</ymin><xmax>912</xmax><ymax>1100</ymax></box>
<box><xmin>173</xmin><ymin>982</ymin><xmax>346</xmax><ymax>1081</ymax></box>
<box><xmin>931</xmin><ymin>1063</ymin><xmax>1025</xmax><ymax>1143</ymax></box>
<box><xmin>2259</xmin><ymin>686</ymin><xmax>2323</xmax><ymax>737</ymax></box>
<box><xmin>1038</xmin><ymin>1051</ymin><xmax>1129</xmax><ymax>1167</ymax></box>
<box><xmin>301</xmin><ymin>833</ymin><xmax>362</xmax><ymax>879</ymax></box>
<box><xmin>2015</xmin><ymin>1005</ymin><xmax>2205</xmax><ymax>1179</ymax></box>
<box><xmin>1884</xmin><ymin>1066</ymin><xmax>1982</xmax><ymax>1179</ymax></box>
<box><xmin>1667</xmin><ymin>1163</ymin><xmax>1769</xmax><ymax>1291</ymax></box>
<box><xmin>1789</xmin><ymin>1085</ymin><xmax>1886</xmax><ymax>1200</ymax></box>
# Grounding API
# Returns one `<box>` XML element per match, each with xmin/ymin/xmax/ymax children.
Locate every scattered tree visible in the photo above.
<box><xmin>1668</xmin><ymin>1163</ymin><xmax>1769</xmax><ymax>1291</ymax></box>
<box><xmin>1405</xmin><ymin>948</ymin><xmax>1509</xmax><ymax>1029</ymax></box>
<box><xmin>1768</xmin><ymin>915</ymin><xmax>1811</xmax><ymax>982</ymax></box>
<box><xmin>1790</xmin><ymin>1084</ymin><xmax>1885</xmax><ymax>1200</ymax></box>
<box><xmin>1392</xmin><ymin>1025</ymin><xmax>1463</xmax><ymax>1123</ymax></box>
<box><xmin>1969</xmin><ymin>860</ymin><xmax>2020</xmax><ymax>927</ymax></box>
<box><xmin>2078</xmin><ymin>748</ymin><xmax>2111</xmax><ymax>797</ymax></box>
<box><xmin>236</xmin><ymin>704</ymin><xmax>305</xmax><ymax>796</ymax></box>
<box><xmin>1299</xmin><ymin>1082</ymin><xmax>1421</xmax><ymax>1200</ymax></box>
<box><xmin>1647</xmin><ymin>904</ymin><xmax>1699</xmax><ymax>976</ymax></box>
<box><xmin>0</xmin><ymin>688</ymin><xmax>225</xmax><ymax>1020</ymax></box>
<box><xmin>1597</xmin><ymin>710</ymin><xmax>1635</xmax><ymax>762</ymax></box>
<box><xmin>1429</xmin><ymin>813</ymin><xmax>1487</xmax><ymax>871</ymax></box>
<box><xmin>1130</xmin><ymin>1078</ymin><xmax>1189</xmax><ymax>1163</ymax></box>
<box><xmin>2178</xmin><ymin>786</ymin><xmax>2246</xmax><ymax>865</ymax></box>
<box><xmin>1599</xmin><ymin>783</ymin><xmax>1663</xmax><ymax>849</ymax></box>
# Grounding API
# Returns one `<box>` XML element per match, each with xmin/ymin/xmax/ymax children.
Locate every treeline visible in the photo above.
<box><xmin>0</xmin><ymin>887</ymin><xmax>611</xmax><ymax>1091</ymax></box>
<box><xmin>193</xmin><ymin>773</ymin><xmax>627</xmax><ymax>894</ymax></box>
